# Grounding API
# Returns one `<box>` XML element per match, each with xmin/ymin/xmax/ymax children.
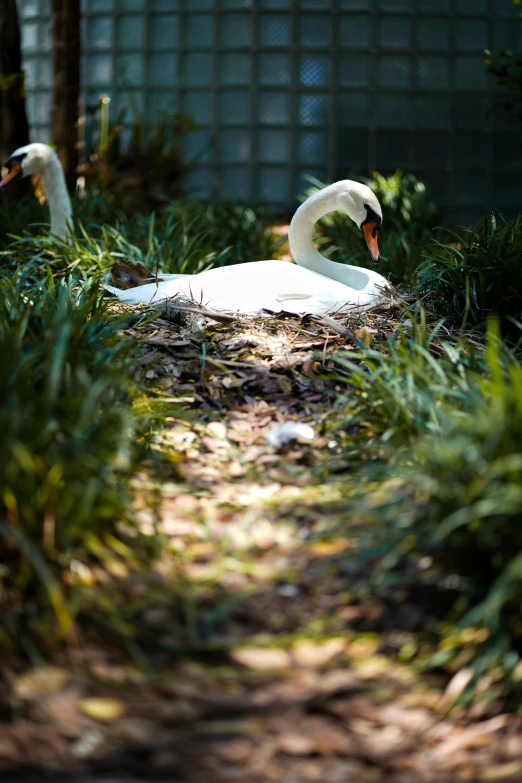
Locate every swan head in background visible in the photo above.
<box><xmin>0</xmin><ymin>143</ymin><xmax>73</xmax><ymax>241</ymax></box>
<box><xmin>0</xmin><ymin>143</ymin><xmax>58</xmax><ymax>188</ymax></box>
<box><xmin>335</xmin><ymin>180</ymin><xmax>382</xmax><ymax>262</ymax></box>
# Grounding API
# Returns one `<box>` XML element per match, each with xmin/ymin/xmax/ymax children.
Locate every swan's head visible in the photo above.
<box><xmin>0</xmin><ymin>143</ymin><xmax>58</xmax><ymax>190</ymax></box>
<box><xmin>338</xmin><ymin>181</ymin><xmax>383</xmax><ymax>262</ymax></box>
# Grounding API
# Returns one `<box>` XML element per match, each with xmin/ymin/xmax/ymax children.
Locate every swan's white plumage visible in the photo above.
<box><xmin>104</xmin><ymin>259</ymin><xmax>386</xmax><ymax>315</ymax></box>
<box><xmin>107</xmin><ymin>180</ymin><xmax>389</xmax><ymax>316</ymax></box>
<box><xmin>0</xmin><ymin>143</ymin><xmax>72</xmax><ymax>240</ymax></box>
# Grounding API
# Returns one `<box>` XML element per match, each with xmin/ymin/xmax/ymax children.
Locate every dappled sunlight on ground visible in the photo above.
<box><xmin>2</xmin><ymin>304</ymin><xmax>521</xmax><ymax>782</ymax></box>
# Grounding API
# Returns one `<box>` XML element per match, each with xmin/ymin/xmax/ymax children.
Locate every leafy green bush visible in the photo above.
<box><xmin>0</xmin><ymin>270</ymin><xmax>145</xmax><ymax>640</ymax></box>
<box><xmin>416</xmin><ymin>213</ymin><xmax>522</xmax><ymax>332</ymax></box>
<box><xmin>305</xmin><ymin>170</ymin><xmax>438</xmax><ymax>285</ymax></box>
<box><xmin>332</xmin><ymin>319</ymin><xmax>522</xmax><ymax>695</ymax></box>
<box><xmin>329</xmin><ymin>314</ymin><xmax>480</xmax><ymax>446</ymax></box>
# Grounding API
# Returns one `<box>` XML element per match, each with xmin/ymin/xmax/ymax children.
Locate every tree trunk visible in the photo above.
<box><xmin>50</xmin><ymin>0</ymin><xmax>80</xmax><ymax>186</ymax></box>
<box><xmin>0</xmin><ymin>0</ymin><xmax>30</xmax><ymax>162</ymax></box>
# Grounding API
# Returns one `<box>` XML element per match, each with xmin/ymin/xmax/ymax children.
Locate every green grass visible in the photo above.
<box><xmin>416</xmin><ymin>213</ymin><xmax>522</xmax><ymax>334</ymax></box>
<box><xmin>327</xmin><ymin>316</ymin><xmax>522</xmax><ymax>700</ymax></box>
<box><xmin>0</xmin><ymin>190</ymin><xmax>278</xmax><ymax>279</ymax></box>
<box><xmin>0</xmin><ymin>266</ymin><xmax>151</xmax><ymax>644</ymax></box>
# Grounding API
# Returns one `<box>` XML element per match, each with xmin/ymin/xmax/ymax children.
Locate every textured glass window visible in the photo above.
<box><xmin>455</xmin><ymin>171</ymin><xmax>487</xmax><ymax>205</ymax></box>
<box><xmin>300</xmin><ymin>95</ymin><xmax>329</xmax><ymax>126</ymax></box>
<box><xmin>299</xmin><ymin>0</ymin><xmax>333</xmax><ymax>8</ymax></box>
<box><xmin>116</xmin><ymin>54</ymin><xmax>144</xmax><ymax>87</ymax></box>
<box><xmin>259</xmin><ymin>92</ymin><xmax>290</xmax><ymax>124</ymax></box>
<box><xmin>376</xmin><ymin>93</ymin><xmax>412</xmax><ymax>127</ymax></box>
<box><xmin>147</xmin><ymin>91</ymin><xmax>177</xmax><ymax>117</ymax></box>
<box><xmin>183</xmin><ymin>130</ymin><xmax>211</xmax><ymax>163</ymax></box>
<box><xmin>22</xmin><ymin>23</ymin><xmax>40</xmax><ymax>51</ymax></box>
<box><xmin>379</xmin><ymin>17</ymin><xmax>412</xmax><ymax>49</ymax></box>
<box><xmin>300</xmin><ymin>55</ymin><xmax>330</xmax><ymax>87</ymax></box>
<box><xmin>116</xmin><ymin>17</ymin><xmax>145</xmax><ymax>49</ymax></box>
<box><xmin>378</xmin><ymin>56</ymin><xmax>411</xmax><ymax>88</ymax></box>
<box><xmin>415</xmin><ymin>94</ymin><xmax>451</xmax><ymax>129</ymax></box>
<box><xmin>455</xmin><ymin>96</ymin><xmax>487</xmax><ymax>128</ymax></box>
<box><xmin>380</xmin><ymin>0</ymin><xmax>411</xmax><ymax>9</ymax></box>
<box><xmin>339</xmin><ymin>55</ymin><xmax>370</xmax><ymax>87</ymax></box>
<box><xmin>185</xmin><ymin>15</ymin><xmax>213</xmax><ymax>48</ymax></box>
<box><xmin>85</xmin><ymin>0</ymin><xmax>114</xmax><ymax>10</ymax></box>
<box><xmin>184</xmin><ymin>91</ymin><xmax>212</xmax><ymax>125</ymax></box>
<box><xmin>299</xmin><ymin>131</ymin><xmax>327</xmax><ymax>164</ymax></box>
<box><xmin>339</xmin><ymin>0</ymin><xmax>371</xmax><ymax>8</ymax></box>
<box><xmin>219</xmin><ymin>130</ymin><xmax>250</xmax><ymax>163</ymax></box>
<box><xmin>455</xmin><ymin>20</ymin><xmax>489</xmax><ymax>52</ymax></box>
<box><xmin>87</xmin><ymin>54</ymin><xmax>113</xmax><ymax>86</ymax></box>
<box><xmin>86</xmin><ymin>17</ymin><xmax>113</xmax><ymax>50</ymax></box>
<box><xmin>417</xmin><ymin>18</ymin><xmax>450</xmax><ymax>51</ymax></box>
<box><xmin>260</xmin><ymin>16</ymin><xmax>291</xmax><ymax>47</ymax></box>
<box><xmin>119</xmin><ymin>0</ymin><xmax>145</xmax><ymax>10</ymax></box>
<box><xmin>455</xmin><ymin>0</ymin><xmax>488</xmax><ymax>14</ymax></box>
<box><xmin>259</xmin><ymin>52</ymin><xmax>291</xmax><ymax>85</ymax></box>
<box><xmin>299</xmin><ymin>15</ymin><xmax>331</xmax><ymax>47</ymax></box>
<box><xmin>336</xmin><ymin>129</ymin><xmax>368</xmax><ymax>166</ymax></box>
<box><xmin>219</xmin><ymin>15</ymin><xmax>251</xmax><ymax>47</ymax></box>
<box><xmin>220</xmin><ymin>53</ymin><xmax>251</xmax><ymax>85</ymax></box>
<box><xmin>148</xmin><ymin>53</ymin><xmax>177</xmax><ymax>87</ymax></box>
<box><xmin>455</xmin><ymin>132</ymin><xmax>490</xmax><ymax>167</ymax></box>
<box><xmin>377</xmin><ymin>130</ymin><xmax>412</xmax><ymax>166</ymax></box>
<box><xmin>150</xmin><ymin>15</ymin><xmax>179</xmax><ymax>50</ymax></box>
<box><xmin>259</xmin><ymin>168</ymin><xmax>289</xmax><ymax>203</ymax></box>
<box><xmin>260</xmin><ymin>0</ymin><xmax>292</xmax><ymax>9</ymax></box>
<box><xmin>455</xmin><ymin>57</ymin><xmax>487</xmax><ymax>91</ymax></box>
<box><xmin>22</xmin><ymin>0</ymin><xmax>39</xmax><ymax>17</ymax></box>
<box><xmin>416</xmin><ymin>57</ymin><xmax>451</xmax><ymax>90</ymax></box>
<box><xmin>219</xmin><ymin>167</ymin><xmax>249</xmax><ymax>200</ymax></box>
<box><xmin>339</xmin><ymin>93</ymin><xmax>370</xmax><ymax>127</ymax></box>
<box><xmin>339</xmin><ymin>16</ymin><xmax>372</xmax><ymax>49</ymax></box>
<box><xmin>417</xmin><ymin>0</ymin><xmax>450</xmax><ymax>8</ymax></box>
<box><xmin>219</xmin><ymin>91</ymin><xmax>250</xmax><ymax>124</ymax></box>
<box><xmin>258</xmin><ymin>130</ymin><xmax>290</xmax><ymax>163</ymax></box>
<box><xmin>415</xmin><ymin>131</ymin><xmax>449</xmax><ymax>165</ymax></box>
<box><xmin>184</xmin><ymin>52</ymin><xmax>213</xmax><ymax>86</ymax></box>
<box><xmin>150</xmin><ymin>0</ymin><xmax>180</xmax><ymax>8</ymax></box>
<box><xmin>20</xmin><ymin>0</ymin><xmax>520</xmax><ymax>214</ymax></box>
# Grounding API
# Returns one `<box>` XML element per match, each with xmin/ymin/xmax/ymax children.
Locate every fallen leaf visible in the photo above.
<box><xmin>80</xmin><ymin>697</ymin><xmax>125</xmax><ymax>722</ymax></box>
<box><xmin>438</xmin><ymin>667</ymin><xmax>474</xmax><ymax>711</ymax></box>
<box><xmin>230</xmin><ymin>646</ymin><xmax>292</xmax><ymax>671</ymax></box>
<box><xmin>207</xmin><ymin>421</ymin><xmax>227</xmax><ymax>440</ymax></box>
<box><xmin>292</xmin><ymin>638</ymin><xmax>347</xmax><ymax>668</ymax></box>
<box><xmin>14</xmin><ymin>666</ymin><xmax>69</xmax><ymax>699</ymax></box>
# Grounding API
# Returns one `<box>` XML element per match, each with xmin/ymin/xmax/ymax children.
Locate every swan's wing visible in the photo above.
<box><xmin>152</xmin><ymin>273</ymin><xmax>189</xmax><ymax>281</ymax></box>
<box><xmin>275</xmin><ymin>293</ymin><xmax>314</xmax><ymax>302</ymax></box>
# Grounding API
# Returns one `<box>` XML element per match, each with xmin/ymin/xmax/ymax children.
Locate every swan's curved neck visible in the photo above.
<box><xmin>288</xmin><ymin>184</ymin><xmax>363</xmax><ymax>287</ymax></box>
<box><xmin>41</xmin><ymin>155</ymin><xmax>73</xmax><ymax>240</ymax></box>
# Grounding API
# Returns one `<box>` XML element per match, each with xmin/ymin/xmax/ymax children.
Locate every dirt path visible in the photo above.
<box><xmin>2</xmin><ymin>306</ymin><xmax>522</xmax><ymax>783</ymax></box>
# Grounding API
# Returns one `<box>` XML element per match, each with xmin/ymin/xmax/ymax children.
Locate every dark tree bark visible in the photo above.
<box><xmin>0</xmin><ymin>0</ymin><xmax>30</xmax><ymax>162</ymax></box>
<box><xmin>50</xmin><ymin>0</ymin><xmax>81</xmax><ymax>186</ymax></box>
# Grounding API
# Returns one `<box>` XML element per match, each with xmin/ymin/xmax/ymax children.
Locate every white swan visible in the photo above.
<box><xmin>106</xmin><ymin>180</ymin><xmax>388</xmax><ymax>316</ymax></box>
<box><xmin>0</xmin><ymin>143</ymin><xmax>72</xmax><ymax>240</ymax></box>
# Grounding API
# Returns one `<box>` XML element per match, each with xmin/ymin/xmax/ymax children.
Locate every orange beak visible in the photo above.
<box><xmin>363</xmin><ymin>222</ymin><xmax>380</xmax><ymax>262</ymax></box>
<box><xmin>0</xmin><ymin>161</ymin><xmax>22</xmax><ymax>190</ymax></box>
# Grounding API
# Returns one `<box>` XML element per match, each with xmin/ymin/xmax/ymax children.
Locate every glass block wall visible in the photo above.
<box><xmin>18</xmin><ymin>0</ymin><xmax>522</xmax><ymax>221</ymax></box>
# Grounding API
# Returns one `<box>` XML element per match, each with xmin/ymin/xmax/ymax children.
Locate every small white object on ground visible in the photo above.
<box><xmin>265</xmin><ymin>421</ymin><xmax>316</xmax><ymax>448</ymax></box>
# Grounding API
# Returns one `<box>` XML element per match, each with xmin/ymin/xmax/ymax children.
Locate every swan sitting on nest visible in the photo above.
<box><xmin>106</xmin><ymin>180</ymin><xmax>389</xmax><ymax>316</ymax></box>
